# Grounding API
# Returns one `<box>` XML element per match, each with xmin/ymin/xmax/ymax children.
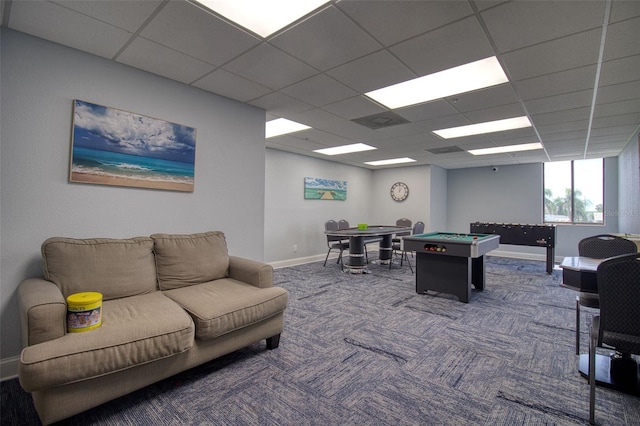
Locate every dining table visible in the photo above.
<box><xmin>324</xmin><ymin>225</ymin><xmax>411</xmax><ymax>273</ymax></box>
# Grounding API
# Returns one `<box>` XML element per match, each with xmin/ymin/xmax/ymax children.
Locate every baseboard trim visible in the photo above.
<box><xmin>1</xmin><ymin>356</ymin><xmax>19</xmax><ymax>382</ymax></box>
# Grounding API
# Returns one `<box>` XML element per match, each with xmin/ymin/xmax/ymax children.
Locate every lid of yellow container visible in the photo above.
<box><xmin>67</xmin><ymin>292</ymin><xmax>103</xmax><ymax>305</ymax></box>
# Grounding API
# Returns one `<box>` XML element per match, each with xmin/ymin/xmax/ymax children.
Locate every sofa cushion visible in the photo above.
<box><xmin>151</xmin><ymin>231</ymin><xmax>229</xmax><ymax>290</ymax></box>
<box><xmin>42</xmin><ymin>237</ymin><xmax>157</xmax><ymax>300</ymax></box>
<box><xmin>163</xmin><ymin>279</ymin><xmax>288</xmax><ymax>340</ymax></box>
<box><xmin>19</xmin><ymin>292</ymin><xmax>194</xmax><ymax>392</ymax></box>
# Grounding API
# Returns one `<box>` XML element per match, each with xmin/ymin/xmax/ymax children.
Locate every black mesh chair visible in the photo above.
<box><xmin>390</xmin><ymin>221</ymin><xmax>424</xmax><ymax>273</ymax></box>
<box><xmin>575</xmin><ymin>235</ymin><xmax>637</xmax><ymax>354</ymax></box>
<box><xmin>324</xmin><ymin>220</ymin><xmax>348</xmax><ymax>270</ymax></box>
<box><xmin>589</xmin><ymin>252</ymin><xmax>640</xmax><ymax>424</ymax></box>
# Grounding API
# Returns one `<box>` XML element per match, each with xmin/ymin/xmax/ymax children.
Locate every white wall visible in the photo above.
<box><xmin>0</xmin><ymin>29</ymin><xmax>267</xmax><ymax>360</ymax></box>
<box><xmin>264</xmin><ymin>151</ymin><xmax>440</xmax><ymax>264</ymax></box>
<box><xmin>370</xmin><ymin>166</ymin><xmax>432</xmax><ymax>229</ymax></box>
<box><xmin>264</xmin><ymin>149</ymin><xmax>373</xmax><ymax>262</ymax></box>
<box><xmin>447</xmin><ymin>159</ymin><xmax>620</xmax><ymax>258</ymax></box>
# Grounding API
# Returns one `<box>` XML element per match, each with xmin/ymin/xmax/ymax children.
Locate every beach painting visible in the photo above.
<box><xmin>304</xmin><ymin>177</ymin><xmax>347</xmax><ymax>200</ymax></box>
<box><xmin>70</xmin><ymin>100</ymin><xmax>196</xmax><ymax>192</ymax></box>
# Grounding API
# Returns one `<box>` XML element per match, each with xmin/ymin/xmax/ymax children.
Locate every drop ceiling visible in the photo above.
<box><xmin>2</xmin><ymin>0</ymin><xmax>639</xmax><ymax>169</ymax></box>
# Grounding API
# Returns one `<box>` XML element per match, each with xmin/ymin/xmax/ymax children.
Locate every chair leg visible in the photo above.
<box><xmin>589</xmin><ymin>327</ymin><xmax>597</xmax><ymax>425</ymax></box>
<box><xmin>405</xmin><ymin>251</ymin><xmax>414</xmax><ymax>274</ymax></box>
<box><xmin>323</xmin><ymin>248</ymin><xmax>331</xmax><ymax>267</ymax></box>
<box><xmin>576</xmin><ymin>296</ymin><xmax>581</xmax><ymax>355</ymax></box>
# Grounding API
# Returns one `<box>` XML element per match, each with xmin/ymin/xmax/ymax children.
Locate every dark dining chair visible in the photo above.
<box><xmin>589</xmin><ymin>252</ymin><xmax>640</xmax><ymax>424</ymax></box>
<box><xmin>575</xmin><ymin>235</ymin><xmax>637</xmax><ymax>354</ymax></box>
<box><xmin>324</xmin><ymin>220</ymin><xmax>348</xmax><ymax>270</ymax></box>
<box><xmin>390</xmin><ymin>221</ymin><xmax>424</xmax><ymax>273</ymax></box>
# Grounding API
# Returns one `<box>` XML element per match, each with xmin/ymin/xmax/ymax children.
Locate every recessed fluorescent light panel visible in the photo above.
<box><xmin>314</xmin><ymin>143</ymin><xmax>377</xmax><ymax>156</ymax></box>
<box><xmin>468</xmin><ymin>142</ymin><xmax>543</xmax><ymax>156</ymax></box>
<box><xmin>365</xmin><ymin>56</ymin><xmax>508</xmax><ymax>109</ymax></box>
<box><xmin>433</xmin><ymin>116</ymin><xmax>532</xmax><ymax>139</ymax></box>
<box><xmin>265</xmin><ymin>118</ymin><xmax>311</xmax><ymax>138</ymax></box>
<box><xmin>192</xmin><ymin>0</ymin><xmax>330</xmax><ymax>37</ymax></box>
<box><xmin>364</xmin><ymin>157</ymin><xmax>417</xmax><ymax>166</ymax></box>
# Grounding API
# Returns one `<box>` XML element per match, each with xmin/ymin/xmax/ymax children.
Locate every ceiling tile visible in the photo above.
<box><xmin>390</xmin><ymin>16</ymin><xmax>494</xmax><ymax>76</ymax></box>
<box><xmin>326</xmin><ymin>50</ymin><xmax>416</xmax><ymax>93</ymax></box>
<box><xmin>481</xmin><ymin>0</ymin><xmax>604</xmax><ymax>53</ymax></box>
<box><xmin>249</xmin><ymin>92</ymin><xmax>314</xmax><ymax>117</ymax></box>
<box><xmin>192</xmin><ymin>69</ymin><xmax>272</xmax><ymax>102</ymax></box>
<box><xmin>395</xmin><ymin>100</ymin><xmax>459</xmax><ymax>123</ymax></box>
<box><xmin>596</xmin><ymin>80</ymin><xmax>640</xmax><ymax>105</ymax></box>
<box><xmin>602</xmin><ymin>16</ymin><xmax>640</xmax><ymax>61</ymax></box>
<box><xmin>599</xmin><ymin>54</ymin><xmax>640</xmax><ymax>86</ymax></box>
<box><xmin>223</xmin><ymin>43</ymin><xmax>317</xmax><ymax>90</ymax></box>
<box><xmin>337</xmin><ymin>0</ymin><xmax>473</xmax><ymax>46</ymax></box>
<box><xmin>280</xmin><ymin>74</ymin><xmax>358</xmax><ymax>107</ymax></box>
<box><xmin>117</xmin><ymin>37</ymin><xmax>214</xmax><ymax>84</ymax></box>
<box><xmin>139</xmin><ymin>1</ymin><xmax>259</xmax><ymax>66</ymax></box>
<box><xmin>524</xmin><ymin>90</ymin><xmax>594</xmax><ymax>116</ymax></box>
<box><xmin>270</xmin><ymin>5</ymin><xmax>381</xmax><ymax>71</ymax></box>
<box><xmin>53</xmin><ymin>0</ymin><xmax>162</xmax><ymax>33</ymax></box>
<box><xmin>513</xmin><ymin>65</ymin><xmax>597</xmax><ymax>100</ymax></box>
<box><xmin>501</xmin><ymin>28</ymin><xmax>602</xmax><ymax>81</ymax></box>
<box><xmin>321</xmin><ymin>96</ymin><xmax>386</xmax><ymax>120</ymax></box>
<box><xmin>447</xmin><ymin>84</ymin><xmax>520</xmax><ymax>113</ymax></box>
<box><xmin>8</xmin><ymin>0</ymin><xmax>132</xmax><ymax>58</ymax></box>
<box><xmin>609</xmin><ymin>0</ymin><xmax>640</xmax><ymax>23</ymax></box>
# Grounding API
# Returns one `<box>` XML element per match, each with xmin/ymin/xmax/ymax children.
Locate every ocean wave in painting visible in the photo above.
<box><xmin>72</xmin><ymin>146</ymin><xmax>194</xmax><ymax>184</ymax></box>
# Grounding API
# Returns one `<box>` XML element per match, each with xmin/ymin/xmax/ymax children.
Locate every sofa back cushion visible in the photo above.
<box><xmin>42</xmin><ymin>237</ymin><xmax>157</xmax><ymax>300</ymax></box>
<box><xmin>151</xmin><ymin>231</ymin><xmax>229</xmax><ymax>290</ymax></box>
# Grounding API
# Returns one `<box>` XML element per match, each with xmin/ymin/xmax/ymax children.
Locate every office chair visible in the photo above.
<box><xmin>390</xmin><ymin>221</ymin><xmax>424</xmax><ymax>273</ymax></box>
<box><xmin>589</xmin><ymin>252</ymin><xmax>640</xmax><ymax>424</ymax></box>
<box><xmin>393</xmin><ymin>218</ymin><xmax>412</xmax><ymax>242</ymax></box>
<box><xmin>324</xmin><ymin>220</ymin><xmax>348</xmax><ymax>270</ymax></box>
<box><xmin>575</xmin><ymin>235</ymin><xmax>637</xmax><ymax>354</ymax></box>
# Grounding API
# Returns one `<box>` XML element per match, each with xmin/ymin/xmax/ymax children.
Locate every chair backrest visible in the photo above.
<box><xmin>325</xmin><ymin>220</ymin><xmax>345</xmax><ymax>245</ymax></box>
<box><xmin>596</xmin><ymin>252</ymin><xmax>640</xmax><ymax>352</ymax></box>
<box><xmin>413</xmin><ymin>221</ymin><xmax>425</xmax><ymax>235</ymax></box>
<box><xmin>396</xmin><ymin>218</ymin><xmax>412</xmax><ymax>227</ymax></box>
<box><xmin>578</xmin><ymin>234</ymin><xmax>637</xmax><ymax>259</ymax></box>
<box><xmin>338</xmin><ymin>219</ymin><xmax>349</xmax><ymax>229</ymax></box>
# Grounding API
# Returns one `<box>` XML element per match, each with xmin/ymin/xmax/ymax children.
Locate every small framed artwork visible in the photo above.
<box><xmin>70</xmin><ymin>100</ymin><xmax>196</xmax><ymax>192</ymax></box>
<box><xmin>304</xmin><ymin>177</ymin><xmax>347</xmax><ymax>200</ymax></box>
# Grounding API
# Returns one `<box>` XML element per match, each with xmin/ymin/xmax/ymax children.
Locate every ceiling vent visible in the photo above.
<box><xmin>426</xmin><ymin>146</ymin><xmax>464</xmax><ymax>154</ymax></box>
<box><xmin>351</xmin><ymin>111</ymin><xmax>410</xmax><ymax>130</ymax></box>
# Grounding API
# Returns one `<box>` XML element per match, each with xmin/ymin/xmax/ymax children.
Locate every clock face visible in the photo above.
<box><xmin>390</xmin><ymin>182</ymin><xmax>409</xmax><ymax>202</ymax></box>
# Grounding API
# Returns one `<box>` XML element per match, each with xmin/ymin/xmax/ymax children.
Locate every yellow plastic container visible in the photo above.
<box><xmin>67</xmin><ymin>292</ymin><xmax>103</xmax><ymax>332</ymax></box>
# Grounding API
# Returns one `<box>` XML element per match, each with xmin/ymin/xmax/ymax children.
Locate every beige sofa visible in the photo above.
<box><xmin>17</xmin><ymin>231</ymin><xmax>288</xmax><ymax>425</ymax></box>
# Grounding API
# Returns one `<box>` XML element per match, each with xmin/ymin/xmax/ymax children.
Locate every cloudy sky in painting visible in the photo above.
<box><xmin>72</xmin><ymin>100</ymin><xmax>196</xmax><ymax>164</ymax></box>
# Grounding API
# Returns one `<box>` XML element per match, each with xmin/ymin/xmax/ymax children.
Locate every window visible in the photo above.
<box><xmin>544</xmin><ymin>159</ymin><xmax>604</xmax><ymax>224</ymax></box>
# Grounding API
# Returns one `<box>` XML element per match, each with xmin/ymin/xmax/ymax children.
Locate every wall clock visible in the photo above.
<box><xmin>390</xmin><ymin>182</ymin><xmax>409</xmax><ymax>202</ymax></box>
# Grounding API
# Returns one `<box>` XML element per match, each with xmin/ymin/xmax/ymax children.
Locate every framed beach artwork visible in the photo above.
<box><xmin>304</xmin><ymin>177</ymin><xmax>347</xmax><ymax>200</ymax></box>
<box><xmin>69</xmin><ymin>100</ymin><xmax>196</xmax><ymax>192</ymax></box>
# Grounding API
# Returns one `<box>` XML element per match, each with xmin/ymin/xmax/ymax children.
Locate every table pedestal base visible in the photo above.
<box><xmin>578</xmin><ymin>353</ymin><xmax>640</xmax><ymax>395</ymax></box>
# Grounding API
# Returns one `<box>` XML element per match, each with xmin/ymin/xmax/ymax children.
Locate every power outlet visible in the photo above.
<box><xmin>293</xmin><ymin>244</ymin><xmax>298</xmax><ymax>252</ymax></box>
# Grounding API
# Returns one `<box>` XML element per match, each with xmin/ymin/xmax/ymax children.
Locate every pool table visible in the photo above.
<box><xmin>402</xmin><ymin>232</ymin><xmax>500</xmax><ymax>303</ymax></box>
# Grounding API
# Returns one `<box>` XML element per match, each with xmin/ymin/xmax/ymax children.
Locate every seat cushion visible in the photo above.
<box><xmin>19</xmin><ymin>292</ymin><xmax>194</xmax><ymax>391</ymax></box>
<box><xmin>151</xmin><ymin>231</ymin><xmax>229</xmax><ymax>290</ymax></box>
<box><xmin>41</xmin><ymin>236</ymin><xmax>157</xmax><ymax>300</ymax></box>
<box><xmin>163</xmin><ymin>279</ymin><xmax>288</xmax><ymax>340</ymax></box>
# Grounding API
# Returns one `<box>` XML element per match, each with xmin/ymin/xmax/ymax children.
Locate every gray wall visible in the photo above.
<box><xmin>618</xmin><ymin>133</ymin><xmax>640</xmax><ymax>233</ymax></box>
<box><xmin>0</xmin><ymin>29</ymin><xmax>267</xmax><ymax>360</ymax></box>
<box><xmin>447</xmin><ymin>159</ymin><xmax>620</xmax><ymax>258</ymax></box>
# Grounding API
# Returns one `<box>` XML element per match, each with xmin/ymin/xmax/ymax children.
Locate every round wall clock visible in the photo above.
<box><xmin>390</xmin><ymin>182</ymin><xmax>409</xmax><ymax>202</ymax></box>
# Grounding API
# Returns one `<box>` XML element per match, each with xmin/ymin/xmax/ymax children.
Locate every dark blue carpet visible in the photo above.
<box><xmin>2</xmin><ymin>256</ymin><xmax>639</xmax><ymax>425</ymax></box>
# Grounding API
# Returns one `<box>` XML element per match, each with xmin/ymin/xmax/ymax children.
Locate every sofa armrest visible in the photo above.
<box><xmin>228</xmin><ymin>256</ymin><xmax>273</xmax><ymax>288</ymax></box>
<box><xmin>18</xmin><ymin>278</ymin><xmax>67</xmax><ymax>347</ymax></box>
